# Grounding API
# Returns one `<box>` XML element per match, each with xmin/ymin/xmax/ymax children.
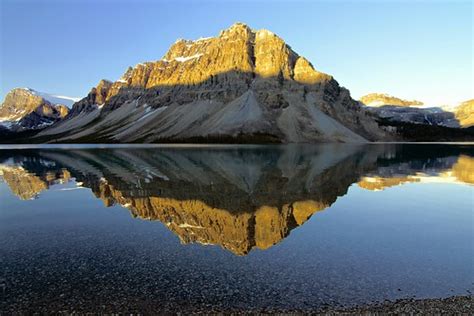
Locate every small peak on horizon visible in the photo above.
<box><xmin>255</xmin><ymin>28</ymin><xmax>276</xmax><ymax>38</ymax></box>
<box><xmin>19</xmin><ymin>87</ymin><xmax>36</xmax><ymax>92</ymax></box>
<box><xmin>98</xmin><ymin>79</ymin><xmax>113</xmax><ymax>84</ymax></box>
<box><xmin>174</xmin><ymin>38</ymin><xmax>189</xmax><ymax>44</ymax></box>
<box><xmin>359</xmin><ymin>92</ymin><xmax>424</xmax><ymax>107</ymax></box>
<box><xmin>228</xmin><ymin>22</ymin><xmax>250</xmax><ymax>28</ymax></box>
<box><xmin>220</xmin><ymin>22</ymin><xmax>252</xmax><ymax>35</ymax></box>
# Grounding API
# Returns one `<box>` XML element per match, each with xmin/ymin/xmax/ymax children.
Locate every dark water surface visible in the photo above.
<box><xmin>0</xmin><ymin>144</ymin><xmax>472</xmax><ymax>312</ymax></box>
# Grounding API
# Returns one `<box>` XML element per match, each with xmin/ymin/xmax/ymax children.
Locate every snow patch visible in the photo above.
<box><xmin>24</xmin><ymin>88</ymin><xmax>80</xmax><ymax>107</ymax></box>
<box><xmin>55</xmin><ymin>187</ymin><xmax>86</xmax><ymax>191</ymax></box>
<box><xmin>174</xmin><ymin>53</ymin><xmax>203</xmax><ymax>62</ymax></box>
<box><xmin>364</xmin><ymin>101</ymin><xmax>386</xmax><ymax>107</ymax></box>
<box><xmin>196</xmin><ymin>36</ymin><xmax>212</xmax><ymax>42</ymax></box>
<box><xmin>136</xmin><ymin>106</ymin><xmax>167</xmax><ymax>122</ymax></box>
<box><xmin>178</xmin><ymin>223</ymin><xmax>204</xmax><ymax>229</ymax></box>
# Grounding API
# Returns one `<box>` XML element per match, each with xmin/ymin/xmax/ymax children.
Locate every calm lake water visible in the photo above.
<box><xmin>0</xmin><ymin>144</ymin><xmax>472</xmax><ymax>312</ymax></box>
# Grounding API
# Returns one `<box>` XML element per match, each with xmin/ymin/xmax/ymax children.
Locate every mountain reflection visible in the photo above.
<box><xmin>0</xmin><ymin>144</ymin><xmax>472</xmax><ymax>255</ymax></box>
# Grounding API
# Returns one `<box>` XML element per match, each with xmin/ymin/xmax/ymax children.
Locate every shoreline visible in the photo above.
<box><xmin>3</xmin><ymin>295</ymin><xmax>472</xmax><ymax>314</ymax></box>
<box><xmin>0</xmin><ymin>141</ymin><xmax>474</xmax><ymax>150</ymax></box>
<box><xmin>324</xmin><ymin>295</ymin><xmax>473</xmax><ymax>315</ymax></box>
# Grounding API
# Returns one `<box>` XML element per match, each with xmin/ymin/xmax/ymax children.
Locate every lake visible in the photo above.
<box><xmin>0</xmin><ymin>144</ymin><xmax>472</xmax><ymax>313</ymax></box>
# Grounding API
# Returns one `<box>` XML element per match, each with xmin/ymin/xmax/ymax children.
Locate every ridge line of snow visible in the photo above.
<box><xmin>174</xmin><ymin>53</ymin><xmax>204</xmax><ymax>62</ymax></box>
<box><xmin>18</xmin><ymin>87</ymin><xmax>80</xmax><ymax>107</ymax></box>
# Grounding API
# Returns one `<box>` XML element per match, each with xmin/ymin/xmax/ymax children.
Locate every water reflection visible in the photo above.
<box><xmin>0</xmin><ymin>144</ymin><xmax>472</xmax><ymax>255</ymax></box>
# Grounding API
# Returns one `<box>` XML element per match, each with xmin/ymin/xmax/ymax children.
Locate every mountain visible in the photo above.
<box><xmin>0</xmin><ymin>88</ymin><xmax>77</xmax><ymax>131</ymax></box>
<box><xmin>34</xmin><ymin>23</ymin><xmax>391</xmax><ymax>143</ymax></box>
<box><xmin>360</xmin><ymin>93</ymin><xmax>424</xmax><ymax>107</ymax></box>
<box><xmin>362</xmin><ymin>96</ymin><xmax>474</xmax><ymax>131</ymax></box>
<box><xmin>2</xmin><ymin>23</ymin><xmax>472</xmax><ymax>143</ymax></box>
<box><xmin>455</xmin><ymin>99</ymin><xmax>474</xmax><ymax>127</ymax></box>
<box><xmin>367</xmin><ymin>105</ymin><xmax>460</xmax><ymax>127</ymax></box>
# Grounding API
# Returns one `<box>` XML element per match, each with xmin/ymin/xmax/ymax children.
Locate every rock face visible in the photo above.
<box><xmin>0</xmin><ymin>88</ymin><xmax>72</xmax><ymax>131</ymax></box>
<box><xmin>0</xmin><ymin>88</ymin><xmax>47</xmax><ymax>121</ymax></box>
<box><xmin>455</xmin><ymin>99</ymin><xmax>474</xmax><ymax>127</ymax></box>
<box><xmin>360</xmin><ymin>93</ymin><xmax>424</xmax><ymax>107</ymax></box>
<box><xmin>65</xmin><ymin>80</ymin><xmax>112</xmax><ymax>118</ymax></box>
<box><xmin>358</xmin><ymin>176</ymin><xmax>419</xmax><ymax>191</ymax></box>
<box><xmin>362</xmin><ymin>98</ymin><xmax>474</xmax><ymax>138</ymax></box>
<box><xmin>0</xmin><ymin>164</ymin><xmax>71</xmax><ymax>200</ymax></box>
<box><xmin>37</xmin><ymin>23</ymin><xmax>392</xmax><ymax>143</ymax></box>
<box><xmin>367</xmin><ymin>105</ymin><xmax>460</xmax><ymax>127</ymax></box>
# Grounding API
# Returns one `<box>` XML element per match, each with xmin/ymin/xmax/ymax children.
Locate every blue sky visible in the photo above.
<box><xmin>1</xmin><ymin>0</ymin><xmax>472</xmax><ymax>105</ymax></box>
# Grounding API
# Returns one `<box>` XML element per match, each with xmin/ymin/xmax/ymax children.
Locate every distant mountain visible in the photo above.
<box><xmin>363</xmin><ymin>97</ymin><xmax>474</xmax><ymax>131</ymax></box>
<box><xmin>367</xmin><ymin>105</ymin><xmax>460</xmax><ymax>127</ymax></box>
<box><xmin>34</xmin><ymin>23</ymin><xmax>390</xmax><ymax>143</ymax></box>
<box><xmin>0</xmin><ymin>88</ymin><xmax>78</xmax><ymax>131</ymax></box>
<box><xmin>360</xmin><ymin>93</ymin><xmax>424</xmax><ymax>107</ymax></box>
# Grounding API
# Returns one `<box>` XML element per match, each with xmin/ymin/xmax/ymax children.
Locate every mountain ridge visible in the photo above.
<box><xmin>33</xmin><ymin>22</ymin><xmax>389</xmax><ymax>143</ymax></box>
<box><xmin>362</xmin><ymin>94</ymin><xmax>474</xmax><ymax>129</ymax></box>
<box><xmin>360</xmin><ymin>93</ymin><xmax>424</xmax><ymax>107</ymax></box>
<box><xmin>0</xmin><ymin>88</ymin><xmax>74</xmax><ymax>131</ymax></box>
<box><xmin>1</xmin><ymin>23</ymin><xmax>472</xmax><ymax>143</ymax></box>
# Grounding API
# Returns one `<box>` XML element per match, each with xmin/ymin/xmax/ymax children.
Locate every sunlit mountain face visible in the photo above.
<box><xmin>1</xmin><ymin>144</ymin><xmax>472</xmax><ymax>255</ymax></box>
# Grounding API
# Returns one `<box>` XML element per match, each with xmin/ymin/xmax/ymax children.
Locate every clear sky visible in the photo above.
<box><xmin>1</xmin><ymin>0</ymin><xmax>472</xmax><ymax>106</ymax></box>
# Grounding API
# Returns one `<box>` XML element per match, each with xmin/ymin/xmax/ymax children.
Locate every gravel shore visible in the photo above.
<box><xmin>321</xmin><ymin>295</ymin><xmax>473</xmax><ymax>315</ymax></box>
<box><xmin>2</xmin><ymin>295</ymin><xmax>472</xmax><ymax>314</ymax></box>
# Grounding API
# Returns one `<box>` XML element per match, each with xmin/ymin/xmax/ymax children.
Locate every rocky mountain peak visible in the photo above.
<box><xmin>455</xmin><ymin>99</ymin><xmax>474</xmax><ymax>127</ymax></box>
<box><xmin>100</xmin><ymin>22</ymin><xmax>332</xmax><ymax>101</ymax></box>
<box><xmin>33</xmin><ymin>23</ymin><xmax>393</xmax><ymax>143</ymax></box>
<box><xmin>220</xmin><ymin>22</ymin><xmax>252</xmax><ymax>34</ymax></box>
<box><xmin>66</xmin><ymin>79</ymin><xmax>113</xmax><ymax>118</ymax></box>
<box><xmin>55</xmin><ymin>105</ymin><xmax>70</xmax><ymax>118</ymax></box>
<box><xmin>0</xmin><ymin>88</ymin><xmax>72</xmax><ymax>128</ymax></box>
<box><xmin>0</xmin><ymin>88</ymin><xmax>46</xmax><ymax>121</ymax></box>
<box><xmin>92</xmin><ymin>79</ymin><xmax>113</xmax><ymax>105</ymax></box>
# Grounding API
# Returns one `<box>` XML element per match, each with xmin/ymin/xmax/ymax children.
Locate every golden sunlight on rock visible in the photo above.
<box><xmin>292</xmin><ymin>200</ymin><xmax>328</xmax><ymax>225</ymax></box>
<box><xmin>1</xmin><ymin>145</ymin><xmax>471</xmax><ymax>256</ymax></box>
<box><xmin>357</xmin><ymin>176</ymin><xmax>420</xmax><ymax>191</ymax></box>
<box><xmin>91</xmin><ymin>181</ymin><xmax>325</xmax><ymax>256</ymax></box>
<box><xmin>293</xmin><ymin>57</ymin><xmax>332</xmax><ymax>85</ymax></box>
<box><xmin>0</xmin><ymin>166</ymin><xmax>48</xmax><ymax>200</ymax></box>
<box><xmin>0</xmin><ymin>166</ymin><xmax>71</xmax><ymax>200</ymax></box>
<box><xmin>455</xmin><ymin>99</ymin><xmax>474</xmax><ymax>128</ymax></box>
<box><xmin>451</xmin><ymin>155</ymin><xmax>474</xmax><ymax>184</ymax></box>
<box><xmin>358</xmin><ymin>155</ymin><xmax>474</xmax><ymax>190</ymax></box>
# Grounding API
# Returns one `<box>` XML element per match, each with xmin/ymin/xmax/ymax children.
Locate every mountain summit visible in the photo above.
<box><xmin>35</xmin><ymin>23</ymin><xmax>389</xmax><ymax>143</ymax></box>
<box><xmin>0</xmin><ymin>88</ymin><xmax>76</xmax><ymax>131</ymax></box>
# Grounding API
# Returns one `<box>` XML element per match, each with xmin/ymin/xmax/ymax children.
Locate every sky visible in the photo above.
<box><xmin>0</xmin><ymin>0</ymin><xmax>472</xmax><ymax>106</ymax></box>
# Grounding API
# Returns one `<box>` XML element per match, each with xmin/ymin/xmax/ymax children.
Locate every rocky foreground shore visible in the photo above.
<box><xmin>3</xmin><ymin>295</ymin><xmax>472</xmax><ymax>314</ymax></box>
<box><xmin>324</xmin><ymin>295</ymin><xmax>472</xmax><ymax>315</ymax></box>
